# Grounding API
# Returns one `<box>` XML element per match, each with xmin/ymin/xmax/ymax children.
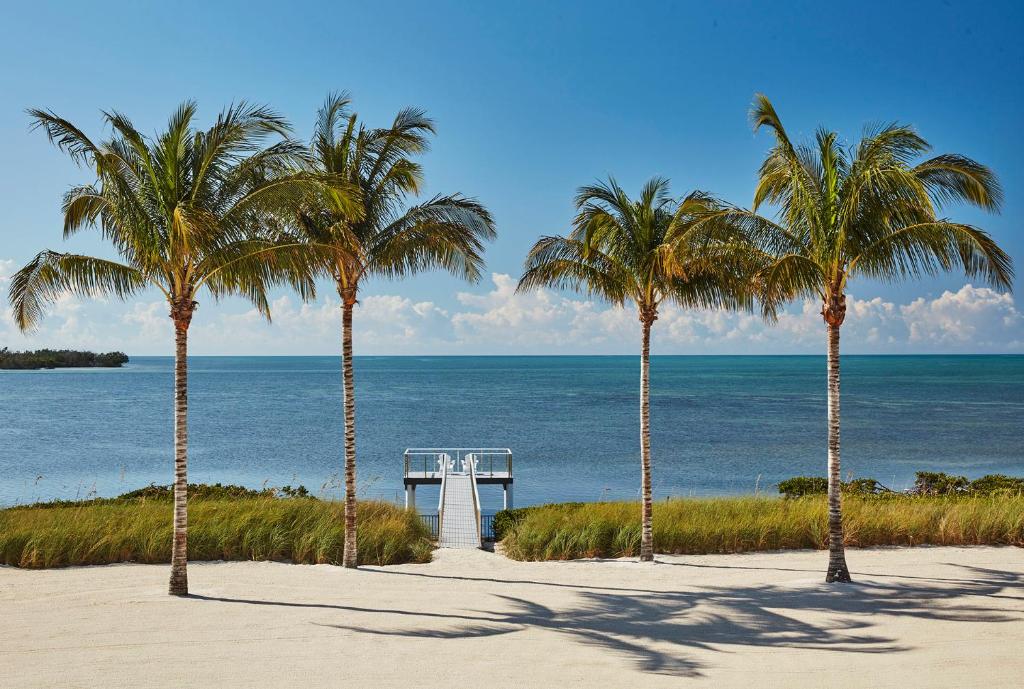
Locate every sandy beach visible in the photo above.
<box><xmin>1</xmin><ymin>546</ymin><xmax>1021</xmax><ymax>688</ymax></box>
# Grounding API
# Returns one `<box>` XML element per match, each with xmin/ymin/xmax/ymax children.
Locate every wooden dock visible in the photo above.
<box><xmin>403</xmin><ymin>448</ymin><xmax>513</xmax><ymax>549</ymax></box>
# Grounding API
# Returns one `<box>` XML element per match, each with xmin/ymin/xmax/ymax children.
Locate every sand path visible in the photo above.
<box><xmin>1</xmin><ymin>546</ymin><xmax>1022</xmax><ymax>688</ymax></box>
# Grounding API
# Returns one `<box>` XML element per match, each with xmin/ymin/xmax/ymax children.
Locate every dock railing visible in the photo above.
<box><xmin>404</xmin><ymin>448</ymin><xmax>512</xmax><ymax>478</ymax></box>
<box><xmin>466</xmin><ymin>454</ymin><xmax>483</xmax><ymax>545</ymax></box>
<box><xmin>436</xmin><ymin>453</ymin><xmax>450</xmax><ymax>541</ymax></box>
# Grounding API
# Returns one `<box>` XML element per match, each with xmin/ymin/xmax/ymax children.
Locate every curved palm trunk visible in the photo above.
<box><xmin>639</xmin><ymin>317</ymin><xmax>654</xmax><ymax>562</ymax></box>
<box><xmin>341</xmin><ymin>300</ymin><xmax>358</xmax><ymax>568</ymax></box>
<box><xmin>168</xmin><ymin>316</ymin><xmax>190</xmax><ymax>596</ymax></box>
<box><xmin>825</xmin><ymin>322</ymin><xmax>852</xmax><ymax>583</ymax></box>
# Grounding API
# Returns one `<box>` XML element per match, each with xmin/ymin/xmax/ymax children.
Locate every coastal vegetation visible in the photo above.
<box><xmin>9</xmin><ymin>103</ymin><xmax>325</xmax><ymax>595</ymax></box>
<box><xmin>697</xmin><ymin>95</ymin><xmax>1011</xmax><ymax>582</ymax></box>
<box><xmin>16</xmin><ymin>482</ymin><xmax>313</xmax><ymax>509</ymax></box>
<box><xmin>0</xmin><ymin>347</ymin><xmax>128</xmax><ymax>370</ymax></box>
<box><xmin>517</xmin><ymin>178</ymin><xmax>752</xmax><ymax>562</ymax></box>
<box><xmin>0</xmin><ymin>490</ymin><xmax>431</xmax><ymax>568</ymax></box>
<box><xmin>778</xmin><ymin>472</ymin><xmax>1024</xmax><ymax>498</ymax></box>
<box><xmin>276</xmin><ymin>94</ymin><xmax>495</xmax><ymax>567</ymax></box>
<box><xmin>496</xmin><ymin>495</ymin><xmax>1024</xmax><ymax>561</ymax></box>
<box><xmin>6</xmin><ymin>486</ymin><xmax>1021</xmax><ymax>569</ymax></box>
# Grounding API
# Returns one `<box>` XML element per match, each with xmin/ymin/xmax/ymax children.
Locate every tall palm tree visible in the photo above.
<box><xmin>711</xmin><ymin>95</ymin><xmax>1012</xmax><ymax>582</ymax></box>
<box><xmin>518</xmin><ymin>177</ymin><xmax>753</xmax><ymax>561</ymax></box>
<box><xmin>285</xmin><ymin>93</ymin><xmax>495</xmax><ymax>567</ymax></box>
<box><xmin>9</xmin><ymin>103</ymin><xmax>320</xmax><ymax>595</ymax></box>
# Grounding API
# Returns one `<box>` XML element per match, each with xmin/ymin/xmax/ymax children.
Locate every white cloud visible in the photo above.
<box><xmin>0</xmin><ymin>259</ymin><xmax>14</xmax><ymax>285</ymax></box>
<box><xmin>901</xmin><ymin>285</ymin><xmax>1023</xmax><ymax>349</ymax></box>
<box><xmin>2</xmin><ymin>260</ymin><xmax>1022</xmax><ymax>355</ymax></box>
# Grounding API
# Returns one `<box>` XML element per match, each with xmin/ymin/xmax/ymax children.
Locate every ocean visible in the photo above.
<box><xmin>1</xmin><ymin>355</ymin><xmax>1022</xmax><ymax>511</ymax></box>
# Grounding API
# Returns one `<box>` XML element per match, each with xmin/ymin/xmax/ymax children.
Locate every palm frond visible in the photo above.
<box><xmin>849</xmin><ymin>221</ymin><xmax>1013</xmax><ymax>289</ymax></box>
<box><xmin>367</xmin><ymin>195</ymin><xmax>495</xmax><ymax>282</ymax></box>
<box><xmin>313</xmin><ymin>92</ymin><xmax>353</xmax><ymax>166</ymax></box>
<box><xmin>756</xmin><ymin>253</ymin><xmax>825</xmax><ymax>319</ymax></box>
<box><xmin>28</xmin><ymin>101</ymin><xmax>306</xmax><ymax>320</ymax></box>
<box><xmin>913</xmin><ymin>154</ymin><xmax>1003</xmax><ymax>212</ymax></box>
<box><xmin>26</xmin><ymin>109</ymin><xmax>103</xmax><ymax>165</ymax></box>
<box><xmin>518</xmin><ymin>236</ymin><xmax>631</xmax><ymax>303</ymax></box>
<box><xmin>8</xmin><ymin>251</ymin><xmax>148</xmax><ymax>331</ymax></box>
<box><xmin>739</xmin><ymin>95</ymin><xmax>1012</xmax><ymax>316</ymax></box>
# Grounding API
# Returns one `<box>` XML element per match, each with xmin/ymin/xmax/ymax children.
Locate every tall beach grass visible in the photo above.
<box><xmin>0</xmin><ymin>497</ymin><xmax>432</xmax><ymax>568</ymax></box>
<box><xmin>500</xmin><ymin>496</ymin><xmax>1024</xmax><ymax>561</ymax></box>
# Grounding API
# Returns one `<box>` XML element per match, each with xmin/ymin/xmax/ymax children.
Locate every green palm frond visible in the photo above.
<box><xmin>275</xmin><ymin>97</ymin><xmax>493</xmax><ymax>294</ymax></box>
<box><xmin>367</xmin><ymin>195</ymin><xmax>495</xmax><ymax>282</ymax></box>
<box><xmin>522</xmin><ymin>177</ymin><xmax>758</xmax><ymax>316</ymax></box>
<box><xmin>313</xmin><ymin>92</ymin><xmax>353</xmax><ymax>168</ymax></box>
<box><xmin>26</xmin><ymin>110</ymin><xmax>103</xmax><ymax>165</ymax></box>
<box><xmin>14</xmin><ymin>101</ymin><xmax>319</xmax><ymax>330</ymax></box>
<box><xmin>912</xmin><ymin>154</ymin><xmax>1003</xmax><ymax>211</ymax></box>
<box><xmin>9</xmin><ymin>251</ymin><xmax>148</xmax><ymax>331</ymax></box>
<box><xmin>61</xmin><ymin>185</ymin><xmax>107</xmax><ymax>237</ymax></box>
<box><xmin>849</xmin><ymin>221</ymin><xmax>1013</xmax><ymax>289</ymax></box>
<box><xmin>757</xmin><ymin>253</ymin><xmax>826</xmax><ymax>319</ymax></box>
<box><xmin>518</xmin><ymin>236</ymin><xmax>631</xmax><ymax>303</ymax></box>
<box><xmin>734</xmin><ymin>94</ymin><xmax>1012</xmax><ymax>316</ymax></box>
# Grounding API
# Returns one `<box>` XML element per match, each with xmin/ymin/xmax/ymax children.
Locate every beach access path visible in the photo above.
<box><xmin>1</xmin><ymin>546</ymin><xmax>1022</xmax><ymax>688</ymax></box>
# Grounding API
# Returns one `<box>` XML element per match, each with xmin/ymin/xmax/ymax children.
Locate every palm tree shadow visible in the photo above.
<box><xmin>196</xmin><ymin>564</ymin><xmax>1023</xmax><ymax>678</ymax></box>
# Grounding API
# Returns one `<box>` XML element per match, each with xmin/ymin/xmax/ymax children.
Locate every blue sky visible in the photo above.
<box><xmin>1</xmin><ymin>0</ymin><xmax>1022</xmax><ymax>354</ymax></box>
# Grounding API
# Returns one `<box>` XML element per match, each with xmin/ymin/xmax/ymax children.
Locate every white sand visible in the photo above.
<box><xmin>1</xmin><ymin>546</ymin><xmax>1022</xmax><ymax>688</ymax></box>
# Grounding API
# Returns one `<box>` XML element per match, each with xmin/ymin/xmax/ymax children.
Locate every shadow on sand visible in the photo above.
<box><xmin>191</xmin><ymin>562</ymin><xmax>1023</xmax><ymax>678</ymax></box>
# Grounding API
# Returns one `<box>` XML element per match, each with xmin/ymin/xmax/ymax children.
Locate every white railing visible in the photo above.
<box><xmin>465</xmin><ymin>454</ymin><xmax>483</xmax><ymax>545</ymax></box>
<box><xmin>436</xmin><ymin>452</ymin><xmax>450</xmax><ymax>541</ymax></box>
<box><xmin>404</xmin><ymin>448</ymin><xmax>512</xmax><ymax>477</ymax></box>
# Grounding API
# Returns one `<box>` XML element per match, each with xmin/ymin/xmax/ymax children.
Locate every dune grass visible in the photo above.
<box><xmin>499</xmin><ymin>495</ymin><xmax>1024</xmax><ymax>561</ymax></box>
<box><xmin>0</xmin><ymin>497</ymin><xmax>432</xmax><ymax>568</ymax></box>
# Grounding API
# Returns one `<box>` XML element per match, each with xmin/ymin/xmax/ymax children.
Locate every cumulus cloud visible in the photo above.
<box><xmin>1</xmin><ymin>260</ymin><xmax>1022</xmax><ymax>355</ymax></box>
<box><xmin>902</xmin><ymin>286</ymin><xmax>1023</xmax><ymax>350</ymax></box>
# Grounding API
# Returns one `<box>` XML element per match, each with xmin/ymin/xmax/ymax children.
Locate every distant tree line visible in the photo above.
<box><xmin>0</xmin><ymin>348</ymin><xmax>128</xmax><ymax>370</ymax></box>
<box><xmin>778</xmin><ymin>472</ymin><xmax>1024</xmax><ymax>498</ymax></box>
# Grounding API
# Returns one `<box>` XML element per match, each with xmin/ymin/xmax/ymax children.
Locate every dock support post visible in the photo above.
<box><xmin>405</xmin><ymin>484</ymin><xmax>416</xmax><ymax>511</ymax></box>
<box><xmin>503</xmin><ymin>483</ymin><xmax>513</xmax><ymax>510</ymax></box>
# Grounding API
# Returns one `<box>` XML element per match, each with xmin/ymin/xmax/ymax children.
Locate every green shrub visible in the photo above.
<box><xmin>780</xmin><ymin>472</ymin><xmax>1024</xmax><ymax>498</ymax></box>
<box><xmin>844</xmin><ymin>478</ymin><xmax>887</xmax><ymax>495</ymax></box>
<box><xmin>969</xmin><ymin>474</ymin><xmax>1024</xmax><ymax>495</ymax></box>
<box><xmin>914</xmin><ymin>471</ymin><xmax>970</xmax><ymax>495</ymax></box>
<box><xmin>777</xmin><ymin>476</ymin><xmax>888</xmax><ymax>498</ymax></box>
<box><xmin>500</xmin><ymin>495</ymin><xmax>1024</xmax><ymax>561</ymax></box>
<box><xmin>0</xmin><ymin>497</ymin><xmax>430</xmax><ymax>568</ymax></box>
<box><xmin>777</xmin><ymin>477</ymin><xmax>828</xmax><ymax>497</ymax></box>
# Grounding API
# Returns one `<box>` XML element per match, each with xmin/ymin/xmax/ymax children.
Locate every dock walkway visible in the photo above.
<box><xmin>438</xmin><ymin>474</ymin><xmax>479</xmax><ymax>548</ymax></box>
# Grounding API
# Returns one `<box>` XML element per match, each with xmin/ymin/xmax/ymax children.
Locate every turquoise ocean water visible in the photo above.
<box><xmin>1</xmin><ymin>355</ymin><xmax>1021</xmax><ymax>511</ymax></box>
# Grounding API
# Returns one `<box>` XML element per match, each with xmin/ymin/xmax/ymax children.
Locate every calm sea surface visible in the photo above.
<box><xmin>1</xmin><ymin>355</ymin><xmax>1022</xmax><ymax>511</ymax></box>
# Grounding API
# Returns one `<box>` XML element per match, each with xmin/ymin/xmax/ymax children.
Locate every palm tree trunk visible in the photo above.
<box><xmin>168</xmin><ymin>315</ymin><xmax>190</xmax><ymax>596</ymax></box>
<box><xmin>341</xmin><ymin>299</ymin><xmax>358</xmax><ymax>568</ymax></box>
<box><xmin>639</xmin><ymin>317</ymin><xmax>654</xmax><ymax>562</ymax></box>
<box><xmin>825</xmin><ymin>322</ymin><xmax>852</xmax><ymax>583</ymax></box>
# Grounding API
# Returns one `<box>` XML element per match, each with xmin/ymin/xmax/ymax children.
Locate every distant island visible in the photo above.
<box><xmin>0</xmin><ymin>348</ymin><xmax>129</xmax><ymax>370</ymax></box>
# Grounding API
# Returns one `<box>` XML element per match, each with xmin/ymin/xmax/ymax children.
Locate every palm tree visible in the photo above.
<box><xmin>9</xmin><ymin>103</ymin><xmax>320</xmax><ymax>595</ymax></box>
<box><xmin>518</xmin><ymin>177</ymin><xmax>753</xmax><ymax>561</ymax></box>
<box><xmin>284</xmin><ymin>93</ymin><xmax>495</xmax><ymax>567</ymax></box>
<box><xmin>712</xmin><ymin>95</ymin><xmax>1012</xmax><ymax>582</ymax></box>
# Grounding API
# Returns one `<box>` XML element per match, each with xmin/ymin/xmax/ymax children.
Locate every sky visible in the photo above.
<box><xmin>1</xmin><ymin>0</ymin><xmax>1022</xmax><ymax>355</ymax></box>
